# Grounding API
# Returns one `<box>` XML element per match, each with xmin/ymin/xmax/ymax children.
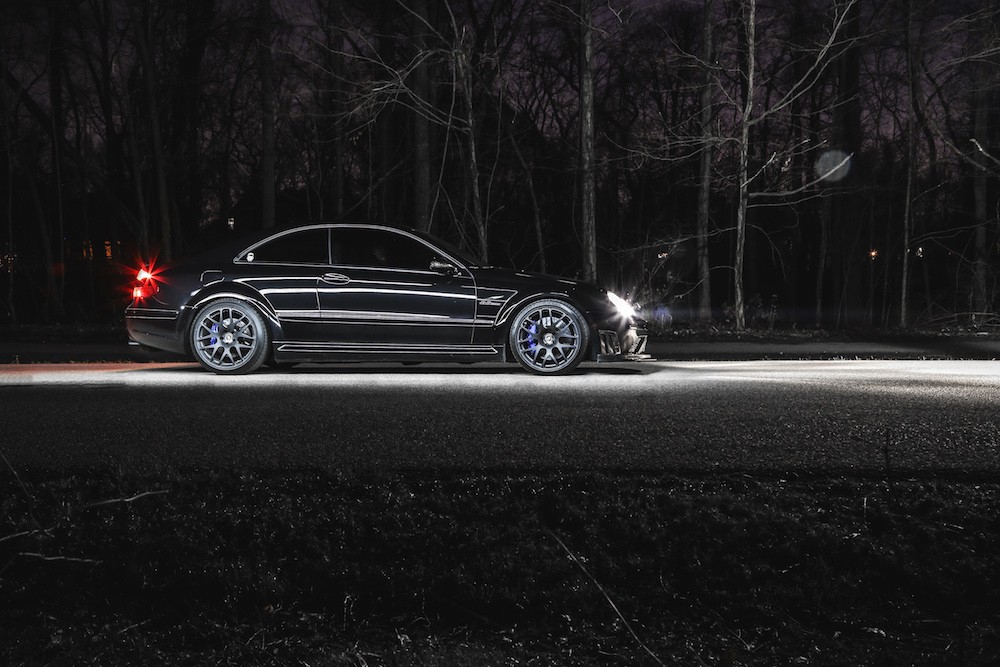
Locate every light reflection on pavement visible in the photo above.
<box><xmin>2</xmin><ymin>360</ymin><xmax>998</xmax><ymax>477</ymax></box>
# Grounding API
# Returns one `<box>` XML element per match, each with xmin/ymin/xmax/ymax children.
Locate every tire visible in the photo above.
<box><xmin>508</xmin><ymin>299</ymin><xmax>589</xmax><ymax>375</ymax></box>
<box><xmin>190</xmin><ymin>298</ymin><xmax>270</xmax><ymax>374</ymax></box>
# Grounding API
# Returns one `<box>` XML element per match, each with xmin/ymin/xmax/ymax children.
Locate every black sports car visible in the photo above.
<box><xmin>126</xmin><ymin>223</ymin><xmax>649</xmax><ymax>374</ymax></box>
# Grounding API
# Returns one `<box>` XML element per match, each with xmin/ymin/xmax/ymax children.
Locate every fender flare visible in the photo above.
<box><xmin>179</xmin><ymin>285</ymin><xmax>285</xmax><ymax>353</ymax></box>
<box><xmin>496</xmin><ymin>292</ymin><xmax>599</xmax><ymax>361</ymax></box>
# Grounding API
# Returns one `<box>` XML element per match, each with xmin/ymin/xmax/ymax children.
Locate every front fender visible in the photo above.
<box><xmin>495</xmin><ymin>290</ymin><xmax>586</xmax><ymax>329</ymax></box>
<box><xmin>495</xmin><ymin>291</ymin><xmax>607</xmax><ymax>361</ymax></box>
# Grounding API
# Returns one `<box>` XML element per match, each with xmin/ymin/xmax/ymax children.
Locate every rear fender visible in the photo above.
<box><xmin>180</xmin><ymin>285</ymin><xmax>285</xmax><ymax>353</ymax></box>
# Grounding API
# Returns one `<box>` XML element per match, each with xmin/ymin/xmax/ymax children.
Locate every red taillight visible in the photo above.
<box><xmin>131</xmin><ymin>263</ymin><xmax>159</xmax><ymax>300</ymax></box>
<box><xmin>132</xmin><ymin>282</ymin><xmax>158</xmax><ymax>300</ymax></box>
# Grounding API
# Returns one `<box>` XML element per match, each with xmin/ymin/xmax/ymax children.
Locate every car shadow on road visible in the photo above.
<box><xmin>253</xmin><ymin>362</ymin><xmax>664</xmax><ymax>376</ymax></box>
<box><xmin>129</xmin><ymin>360</ymin><xmax>666</xmax><ymax>376</ymax></box>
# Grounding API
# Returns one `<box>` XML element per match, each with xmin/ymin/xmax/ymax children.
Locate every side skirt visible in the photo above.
<box><xmin>272</xmin><ymin>341</ymin><xmax>504</xmax><ymax>364</ymax></box>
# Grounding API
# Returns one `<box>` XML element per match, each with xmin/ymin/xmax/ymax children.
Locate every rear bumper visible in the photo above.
<box><xmin>125</xmin><ymin>306</ymin><xmax>187</xmax><ymax>355</ymax></box>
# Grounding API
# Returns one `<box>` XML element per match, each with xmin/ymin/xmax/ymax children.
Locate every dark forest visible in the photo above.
<box><xmin>1</xmin><ymin>0</ymin><xmax>998</xmax><ymax>330</ymax></box>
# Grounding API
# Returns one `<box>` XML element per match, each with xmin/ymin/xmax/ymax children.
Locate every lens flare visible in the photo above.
<box><xmin>129</xmin><ymin>258</ymin><xmax>162</xmax><ymax>301</ymax></box>
<box><xmin>607</xmin><ymin>291</ymin><xmax>636</xmax><ymax>319</ymax></box>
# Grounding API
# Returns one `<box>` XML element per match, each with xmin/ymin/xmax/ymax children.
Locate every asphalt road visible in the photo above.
<box><xmin>2</xmin><ymin>359</ymin><xmax>998</xmax><ymax>478</ymax></box>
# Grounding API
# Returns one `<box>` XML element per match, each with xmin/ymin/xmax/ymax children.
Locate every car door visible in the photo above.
<box><xmin>232</xmin><ymin>227</ymin><xmax>328</xmax><ymax>340</ymax></box>
<box><xmin>318</xmin><ymin>227</ymin><xmax>477</xmax><ymax>346</ymax></box>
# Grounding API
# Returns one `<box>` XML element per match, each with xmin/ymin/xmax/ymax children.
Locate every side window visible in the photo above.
<box><xmin>244</xmin><ymin>229</ymin><xmax>329</xmax><ymax>264</ymax></box>
<box><xmin>331</xmin><ymin>229</ymin><xmax>438</xmax><ymax>271</ymax></box>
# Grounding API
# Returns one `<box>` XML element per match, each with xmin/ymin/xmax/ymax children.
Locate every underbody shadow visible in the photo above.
<box><xmin>258</xmin><ymin>361</ymin><xmax>661</xmax><ymax>376</ymax></box>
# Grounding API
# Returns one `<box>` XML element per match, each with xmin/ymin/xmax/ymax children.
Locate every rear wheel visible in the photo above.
<box><xmin>190</xmin><ymin>298</ymin><xmax>269</xmax><ymax>374</ymax></box>
<box><xmin>508</xmin><ymin>299</ymin><xmax>589</xmax><ymax>375</ymax></box>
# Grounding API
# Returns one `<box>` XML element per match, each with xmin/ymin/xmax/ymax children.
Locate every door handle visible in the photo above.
<box><xmin>321</xmin><ymin>272</ymin><xmax>351</xmax><ymax>285</ymax></box>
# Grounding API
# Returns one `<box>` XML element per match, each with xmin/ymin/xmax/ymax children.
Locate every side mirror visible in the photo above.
<box><xmin>430</xmin><ymin>259</ymin><xmax>459</xmax><ymax>275</ymax></box>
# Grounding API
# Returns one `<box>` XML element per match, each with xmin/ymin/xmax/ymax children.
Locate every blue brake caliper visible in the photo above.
<box><xmin>210</xmin><ymin>323</ymin><xmax>219</xmax><ymax>346</ymax></box>
<box><xmin>527</xmin><ymin>323</ymin><xmax>537</xmax><ymax>350</ymax></box>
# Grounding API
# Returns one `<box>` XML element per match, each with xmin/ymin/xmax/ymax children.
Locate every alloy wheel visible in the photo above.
<box><xmin>191</xmin><ymin>300</ymin><xmax>268</xmax><ymax>373</ymax></box>
<box><xmin>510</xmin><ymin>300</ymin><xmax>587</xmax><ymax>374</ymax></box>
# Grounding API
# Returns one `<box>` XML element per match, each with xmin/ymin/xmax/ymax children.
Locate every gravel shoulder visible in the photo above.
<box><xmin>4</xmin><ymin>471</ymin><xmax>1000</xmax><ymax>666</ymax></box>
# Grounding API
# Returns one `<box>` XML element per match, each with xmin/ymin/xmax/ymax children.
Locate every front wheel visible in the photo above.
<box><xmin>508</xmin><ymin>299</ymin><xmax>589</xmax><ymax>375</ymax></box>
<box><xmin>190</xmin><ymin>298</ymin><xmax>270</xmax><ymax>374</ymax></box>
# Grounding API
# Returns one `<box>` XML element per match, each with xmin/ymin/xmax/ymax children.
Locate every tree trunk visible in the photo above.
<box><xmin>128</xmin><ymin>1</ymin><xmax>173</xmax><ymax>261</ymax></box>
<box><xmin>696</xmin><ymin>0</ymin><xmax>714</xmax><ymax>323</ymax></box>
<box><xmin>456</xmin><ymin>48</ymin><xmax>487</xmax><ymax>262</ymax></box>
<box><xmin>258</xmin><ymin>0</ymin><xmax>276</xmax><ymax>229</ymax></box>
<box><xmin>815</xmin><ymin>197</ymin><xmax>828</xmax><ymax>328</ymax></box>
<box><xmin>973</xmin><ymin>71</ymin><xmax>989</xmax><ymax>321</ymax></box>
<box><xmin>324</xmin><ymin>0</ymin><xmax>346</xmax><ymax>219</ymax></box>
<box><xmin>900</xmin><ymin>0</ymin><xmax>918</xmax><ymax>329</ymax></box>
<box><xmin>579</xmin><ymin>0</ymin><xmax>597</xmax><ymax>283</ymax></box>
<box><xmin>971</xmin><ymin>0</ymin><xmax>994</xmax><ymax>324</ymax></box>
<box><xmin>412</xmin><ymin>0</ymin><xmax>432</xmax><ymax>233</ymax></box>
<box><xmin>2</xmin><ymin>83</ymin><xmax>14</xmax><ymax>323</ymax></box>
<box><xmin>734</xmin><ymin>0</ymin><xmax>756</xmax><ymax>332</ymax></box>
<box><xmin>88</xmin><ymin>0</ymin><xmax>134</xmax><ymax>247</ymax></box>
<box><xmin>125</xmin><ymin>109</ymin><xmax>150</xmax><ymax>257</ymax></box>
<box><xmin>901</xmin><ymin>120</ymin><xmax>914</xmax><ymax>328</ymax></box>
<box><xmin>24</xmin><ymin>166</ymin><xmax>58</xmax><ymax>321</ymax></box>
<box><xmin>507</xmin><ymin>127</ymin><xmax>546</xmax><ymax>273</ymax></box>
<box><xmin>48</xmin><ymin>2</ymin><xmax>66</xmax><ymax>317</ymax></box>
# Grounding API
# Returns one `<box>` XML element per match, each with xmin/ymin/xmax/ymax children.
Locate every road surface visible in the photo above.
<box><xmin>1</xmin><ymin>360</ymin><xmax>998</xmax><ymax>477</ymax></box>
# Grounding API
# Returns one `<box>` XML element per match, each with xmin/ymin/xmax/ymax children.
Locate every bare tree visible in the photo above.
<box><xmin>47</xmin><ymin>2</ymin><xmax>67</xmax><ymax>315</ymax></box>
<box><xmin>970</xmin><ymin>0</ymin><xmax>998</xmax><ymax>323</ymax></box>
<box><xmin>579</xmin><ymin>0</ymin><xmax>597</xmax><ymax>282</ymax></box>
<box><xmin>733</xmin><ymin>0</ymin><xmax>756</xmax><ymax>331</ymax></box>
<box><xmin>729</xmin><ymin>0</ymin><xmax>859</xmax><ymax>330</ymax></box>
<box><xmin>411</xmin><ymin>0</ymin><xmax>433</xmax><ymax>232</ymax></box>
<box><xmin>258</xmin><ymin>0</ymin><xmax>276</xmax><ymax>229</ymax></box>
<box><xmin>696</xmin><ymin>0</ymin><xmax>715</xmax><ymax>323</ymax></box>
<box><xmin>126</xmin><ymin>0</ymin><xmax>173</xmax><ymax>261</ymax></box>
<box><xmin>900</xmin><ymin>0</ymin><xmax>919</xmax><ymax>327</ymax></box>
<box><xmin>1</xmin><ymin>81</ymin><xmax>13</xmax><ymax>323</ymax></box>
<box><xmin>893</xmin><ymin>0</ymin><xmax>999</xmax><ymax>325</ymax></box>
<box><xmin>453</xmin><ymin>26</ymin><xmax>489</xmax><ymax>262</ymax></box>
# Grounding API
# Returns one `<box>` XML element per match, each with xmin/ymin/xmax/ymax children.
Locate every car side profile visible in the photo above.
<box><xmin>125</xmin><ymin>223</ymin><xmax>648</xmax><ymax>375</ymax></box>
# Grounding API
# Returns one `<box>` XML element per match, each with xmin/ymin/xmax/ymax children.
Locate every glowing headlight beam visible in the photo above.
<box><xmin>607</xmin><ymin>291</ymin><xmax>636</xmax><ymax>319</ymax></box>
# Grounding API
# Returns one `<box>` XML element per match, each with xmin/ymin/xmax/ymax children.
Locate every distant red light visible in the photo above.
<box><xmin>136</xmin><ymin>268</ymin><xmax>153</xmax><ymax>281</ymax></box>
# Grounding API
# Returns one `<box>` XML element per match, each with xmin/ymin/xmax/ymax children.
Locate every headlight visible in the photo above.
<box><xmin>607</xmin><ymin>291</ymin><xmax>636</xmax><ymax>319</ymax></box>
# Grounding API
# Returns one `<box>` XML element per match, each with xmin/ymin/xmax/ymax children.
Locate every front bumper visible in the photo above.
<box><xmin>596</xmin><ymin>325</ymin><xmax>650</xmax><ymax>362</ymax></box>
